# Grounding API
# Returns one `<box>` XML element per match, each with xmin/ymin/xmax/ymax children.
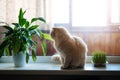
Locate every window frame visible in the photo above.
<box><xmin>53</xmin><ymin>0</ymin><xmax>120</xmax><ymax>32</ymax></box>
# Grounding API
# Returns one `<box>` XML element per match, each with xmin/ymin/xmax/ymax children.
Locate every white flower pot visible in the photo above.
<box><xmin>12</xmin><ymin>51</ymin><xmax>26</xmax><ymax>67</ymax></box>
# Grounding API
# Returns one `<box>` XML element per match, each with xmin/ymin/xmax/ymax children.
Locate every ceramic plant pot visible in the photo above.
<box><xmin>12</xmin><ymin>51</ymin><xmax>26</xmax><ymax>67</ymax></box>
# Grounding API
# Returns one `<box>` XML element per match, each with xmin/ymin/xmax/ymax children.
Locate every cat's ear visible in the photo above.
<box><xmin>50</xmin><ymin>28</ymin><xmax>56</xmax><ymax>38</ymax></box>
<box><xmin>60</xmin><ymin>27</ymin><xmax>68</xmax><ymax>33</ymax></box>
<box><xmin>52</xmin><ymin>27</ymin><xmax>58</xmax><ymax>30</ymax></box>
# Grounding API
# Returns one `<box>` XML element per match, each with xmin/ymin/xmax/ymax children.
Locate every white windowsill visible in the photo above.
<box><xmin>0</xmin><ymin>56</ymin><xmax>120</xmax><ymax>63</ymax></box>
<box><xmin>0</xmin><ymin>56</ymin><xmax>120</xmax><ymax>75</ymax></box>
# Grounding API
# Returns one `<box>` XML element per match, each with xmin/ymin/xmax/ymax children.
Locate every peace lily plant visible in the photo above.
<box><xmin>0</xmin><ymin>8</ymin><xmax>52</xmax><ymax>66</ymax></box>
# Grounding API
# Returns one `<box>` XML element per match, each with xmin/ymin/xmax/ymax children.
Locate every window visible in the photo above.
<box><xmin>0</xmin><ymin>0</ymin><xmax>119</xmax><ymax>65</ymax></box>
<box><xmin>0</xmin><ymin>0</ymin><xmax>120</xmax><ymax>57</ymax></box>
<box><xmin>52</xmin><ymin>0</ymin><xmax>120</xmax><ymax>29</ymax></box>
<box><xmin>72</xmin><ymin>0</ymin><xmax>108</xmax><ymax>27</ymax></box>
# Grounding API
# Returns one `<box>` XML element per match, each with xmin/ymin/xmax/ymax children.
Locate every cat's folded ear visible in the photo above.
<box><xmin>50</xmin><ymin>27</ymin><xmax>56</xmax><ymax>38</ymax></box>
<box><xmin>52</xmin><ymin>26</ymin><xmax>65</xmax><ymax>29</ymax></box>
<box><xmin>50</xmin><ymin>27</ymin><xmax>57</xmax><ymax>32</ymax></box>
<box><xmin>52</xmin><ymin>27</ymin><xmax>58</xmax><ymax>30</ymax></box>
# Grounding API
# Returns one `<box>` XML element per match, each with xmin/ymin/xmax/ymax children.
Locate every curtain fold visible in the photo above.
<box><xmin>0</xmin><ymin>0</ymin><xmax>52</xmax><ymax>30</ymax></box>
<box><xmin>36</xmin><ymin>0</ymin><xmax>53</xmax><ymax>30</ymax></box>
<box><xmin>0</xmin><ymin>0</ymin><xmax>6</xmax><ymax>22</ymax></box>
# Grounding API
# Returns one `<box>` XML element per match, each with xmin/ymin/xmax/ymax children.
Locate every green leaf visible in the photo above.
<box><xmin>19</xmin><ymin>18</ymin><xmax>27</xmax><ymax>27</ymax></box>
<box><xmin>18</xmin><ymin>8</ymin><xmax>23</xmax><ymax>25</ymax></box>
<box><xmin>32</xmin><ymin>49</ymin><xmax>37</xmax><ymax>62</ymax></box>
<box><xmin>0</xmin><ymin>48</ymin><xmax>4</xmax><ymax>58</ymax></box>
<box><xmin>30</xmin><ymin>30</ymin><xmax>40</xmax><ymax>38</ymax></box>
<box><xmin>35</xmin><ymin>30</ymin><xmax>40</xmax><ymax>38</ymax></box>
<box><xmin>21</xmin><ymin>36</ymin><xmax>27</xmax><ymax>43</ymax></box>
<box><xmin>25</xmin><ymin>21</ymin><xmax>30</xmax><ymax>28</ymax></box>
<box><xmin>22</xmin><ymin>10</ymin><xmax>26</xmax><ymax>16</ymax></box>
<box><xmin>28</xmin><ymin>39</ymin><xmax>37</xmax><ymax>46</ymax></box>
<box><xmin>12</xmin><ymin>23</ymin><xmax>21</xmax><ymax>28</ymax></box>
<box><xmin>42</xmin><ymin>33</ymin><xmax>53</xmax><ymax>41</ymax></box>
<box><xmin>4</xmin><ymin>47</ymin><xmax>10</xmax><ymax>56</ymax></box>
<box><xmin>41</xmin><ymin>40</ymin><xmax>47</xmax><ymax>56</ymax></box>
<box><xmin>5</xmin><ymin>30</ymin><xmax>14</xmax><ymax>36</ymax></box>
<box><xmin>26</xmin><ymin>52</ymin><xmax>29</xmax><ymax>63</ymax></box>
<box><xmin>12</xmin><ymin>39</ymin><xmax>20</xmax><ymax>54</ymax></box>
<box><xmin>0</xmin><ymin>39</ymin><xmax>10</xmax><ymax>57</ymax></box>
<box><xmin>18</xmin><ymin>8</ymin><xmax>27</xmax><ymax>27</ymax></box>
<box><xmin>1</xmin><ymin>26</ymin><xmax>13</xmax><ymax>31</ymax></box>
<box><xmin>31</xmin><ymin>17</ymin><xmax>46</xmax><ymax>23</ymax></box>
<box><xmin>0</xmin><ymin>39</ymin><xmax>9</xmax><ymax>49</ymax></box>
<box><xmin>19</xmin><ymin>8</ymin><xmax>22</xmax><ymax>19</ymax></box>
<box><xmin>28</xmin><ymin>25</ymin><xmax>39</xmax><ymax>31</ymax></box>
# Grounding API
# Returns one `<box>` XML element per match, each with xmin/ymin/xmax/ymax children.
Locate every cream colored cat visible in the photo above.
<box><xmin>50</xmin><ymin>27</ymin><xmax>88</xmax><ymax>69</ymax></box>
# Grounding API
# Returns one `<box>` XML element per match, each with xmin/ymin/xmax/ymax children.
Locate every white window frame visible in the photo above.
<box><xmin>53</xmin><ymin>0</ymin><xmax>120</xmax><ymax>32</ymax></box>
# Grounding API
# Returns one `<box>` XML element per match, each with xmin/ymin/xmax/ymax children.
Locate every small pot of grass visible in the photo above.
<box><xmin>92</xmin><ymin>51</ymin><xmax>107</xmax><ymax>67</ymax></box>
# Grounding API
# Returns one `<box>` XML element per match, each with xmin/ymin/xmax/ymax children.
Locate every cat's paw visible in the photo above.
<box><xmin>51</xmin><ymin>54</ymin><xmax>61</xmax><ymax>63</ymax></box>
<box><xmin>61</xmin><ymin>66</ymin><xmax>68</xmax><ymax>69</ymax></box>
<box><xmin>61</xmin><ymin>64</ymin><xmax>70</xmax><ymax>69</ymax></box>
<box><xmin>70</xmin><ymin>65</ymin><xmax>84</xmax><ymax>69</ymax></box>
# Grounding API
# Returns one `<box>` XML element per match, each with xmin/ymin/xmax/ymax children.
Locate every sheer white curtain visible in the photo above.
<box><xmin>36</xmin><ymin>0</ymin><xmax>53</xmax><ymax>30</ymax></box>
<box><xmin>0</xmin><ymin>0</ymin><xmax>52</xmax><ymax>29</ymax></box>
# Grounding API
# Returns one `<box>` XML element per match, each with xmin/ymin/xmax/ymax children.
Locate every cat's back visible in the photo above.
<box><xmin>73</xmin><ymin>36</ymin><xmax>88</xmax><ymax>52</ymax></box>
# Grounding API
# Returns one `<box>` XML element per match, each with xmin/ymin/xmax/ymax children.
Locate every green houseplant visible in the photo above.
<box><xmin>92</xmin><ymin>50</ymin><xmax>107</xmax><ymax>67</ymax></box>
<box><xmin>0</xmin><ymin>8</ymin><xmax>52</xmax><ymax>67</ymax></box>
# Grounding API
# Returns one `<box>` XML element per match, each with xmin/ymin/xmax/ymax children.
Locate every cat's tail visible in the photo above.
<box><xmin>51</xmin><ymin>53</ymin><xmax>61</xmax><ymax>63</ymax></box>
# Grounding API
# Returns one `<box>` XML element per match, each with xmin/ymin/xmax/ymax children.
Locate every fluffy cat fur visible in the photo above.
<box><xmin>50</xmin><ymin>27</ymin><xmax>88</xmax><ymax>69</ymax></box>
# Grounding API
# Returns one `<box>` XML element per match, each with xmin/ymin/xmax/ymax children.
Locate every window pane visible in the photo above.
<box><xmin>52</xmin><ymin>0</ymin><xmax>69</xmax><ymax>23</ymax></box>
<box><xmin>72</xmin><ymin>0</ymin><xmax>108</xmax><ymax>27</ymax></box>
<box><xmin>111</xmin><ymin>0</ymin><xmax>119</xmax><ymax>23</ymax></box>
